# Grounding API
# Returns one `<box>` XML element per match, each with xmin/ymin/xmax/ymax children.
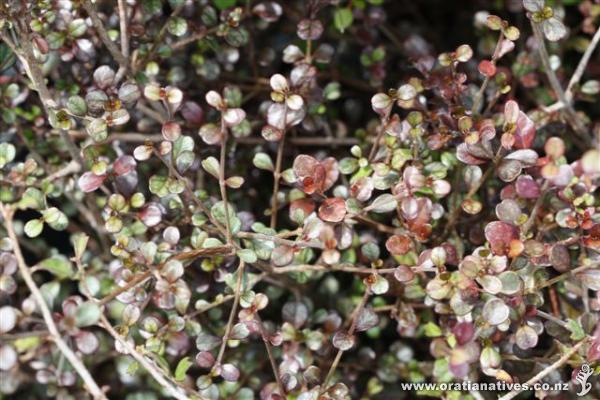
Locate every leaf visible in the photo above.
<box><xmin>578</xmin><ymin>269</ymin><xmax>600</xmax><ymax>290</ymax></box>
<box><xmin>366</xmin><ymin>194</ymin><xmax>397</xmax><ymax>213</ymax></box>
<box><xmin>543</xmin><ymin>18</ymin><xmax>567</xmax><ymax>42</ymax></box>
<box><xmin>356</xmin><ymin>307</ymin><xmax>379</xmax><ymax>332</ymax></box>
<box><xmin>515</xmin><ymin>325</ymin><xmax>538</xmax><ymax>349</ymax></box>
<box><xmin>24</xmin><ymin>219</ymin><xmax>44</xmax><ymax>238</ymax></box>
<box><xmin>332</xmin><ymin>331</ymin><xmax>355</xmax><ymax>350</ymax></box>
<box><xmin>237</xmin><ymin>249</ymin><xmax>257</xmax><ymax>263</ymax></box>
<box><xmin>482</xmin><ymin>298</ymin><xmax>510</xmax><ymax>325</ymax></box>
<box><xmin>318</xmin><ymin>197</ymin><xmax>347</xmax><ymax>222</ymax></box>
<box><xmin>333</xmin><ymin>8</ymin><xmax>353</xmax><ymax>33</ymax></box>
<box><xmin>0</xmin><ymin>143</ymin><xmax>16</xmax><ymax>168</ymax></box>
<box><xmin>566</xmin><ymin>319</ymin><xmax>586</xmax><ymax>341</ymax></box>
<box><xmin>424</xmin><ymin>321</ymin><xmax>442</xmax><ymax>337</ymax></box>
<box><xmin>174</xmin><ymin>357</ymin><xmax>192</xmax><ymax>381</ymax></box>
<box><xmin>75</xmin><ymin>302</ymin><xmax>101</xmax><ymax>327</ymax></box>
<box><xmin>201</xmin><ymin>156</ymin><xmax>220</xmax><ymax>179</ymax></box>
<box><xmin>71</xmin><ymin>232</ymin><xmax>90</xmax><ymax>258</ymax></box>
<box><xmin>38</xmin><ymin>256</ymin><xmax>74</xmax><ymax>280</ymax></box>
<box><xmin>253</xmin><ymin>152</ymin><xmax>274</xmax><ymax>171</ymax></box>
<box><xmin>210</xmin><ymin>201</ymin><xmax>241</xmax><ymax>234</ymax></box>
<box><xmin>214</xmin><ymin>0</ymin><xmax>236</xmax><ymax>11</ymax></box>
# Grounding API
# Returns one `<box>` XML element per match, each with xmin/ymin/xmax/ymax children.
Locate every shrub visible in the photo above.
<box><xmin>0</xmin><ymin>0</ymin><xmax>599</xmax><ymax>399</ymax></box>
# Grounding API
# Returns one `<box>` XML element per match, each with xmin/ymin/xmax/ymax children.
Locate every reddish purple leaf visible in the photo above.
<box><xmin>318</xmin><ymin>198</ymin><xmax>347</xmax><ymax>223</ymax></box>
<box><xmin>484</xmin><ymin>221</ymin><xmax>519</xmax><ymax>255</ymax></box>
<box><xmin>78</xmin><ymin>172</ymin><xmax>107</xmax><ymax>193</ymax></box>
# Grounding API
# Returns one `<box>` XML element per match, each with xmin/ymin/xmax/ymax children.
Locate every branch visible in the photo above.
<box><xmin>472</xmin><ymin>30</ymin><xmax>504</xmax><ymax>113</ymax></box>
<box><xmin>321</xmin><ymin>290</ymin><xmax>370</xmax><ymax>393</ymax></box>
<box><xmin>82</xmin><ymin>0</ymin><xmax>130</xmax><ymax>72</ymax></box>
<box><xmin>537</xmin><ymin>263</ymin><xmax>599</xmax><ymax>289</ymax></box>
<box><xmin>521</xmin><ymin>181</ymin><xmax>550</xmax><ymax>235</ymax></box>
<box><xmin>115</xmin><ymin>0</ymin><xmax>130</xmax><ymax>82</ymax></box>
<box><xmin>98</xmin><ymin>245</ymin><xmax>233</xmax><ymax>305</ymax></box>
<box><xmin>531</xmin><ymin>21</ymin><xmax>590</xmax><ymax>145</ymax></box>
<box><xmin>214</xmin><ymin>261</ymin><xmax>245</xmax><ymax>367</ymax></box>
<box><xmin>270</xmin><ymin>109</ymin><xmax>287</xmax><ymax>229</ymax></box>
<box><xmin>498</xmin><ymin>338</ymin><xmax>589</xmax><ymax>400</ymax></box>
<box><xmin>566</xmin><ymin>26</ymin><xmax>600</xmax><ymax>101</ymax></box>
<box><xmin>218</xmin><ymin>119</ymin><xmax>232</xmax><ymax>243</ymax></box>
<box><xmin>98</xmin><ymin>314</ymin><xmax>199</xmax><ymax>400</ymax></box>
<box><xmin>256</xmin><ymin>314</ymin><xmax>285</xmax><ymax>396</ymax></box>
<box><xmin>236</xmin><ymin>231</ymin><xmax>324</xmax><ymax>250</ymax></box>
<box><xmin>0</xmin><ymin>204</ymin><xmax>107</xmax><ymax>400</ymax></box>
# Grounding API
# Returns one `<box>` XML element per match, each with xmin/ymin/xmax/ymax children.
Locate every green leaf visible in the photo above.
<box><xmin>72</xmin><ymin>233</ymin><xmax>89</xmax><ymax>259</ymax></box>
<box><xmin>66</xmin><ymin>95</ymin><xmax>87</xmax><ymax>116</ymax></box>
<box><xmin>423</xmin><ymin>321</ymin><xmax>442</xmax><ymax>337</ymax></box>
<box><xmin>24</xmin><ymin>219</ymin><xmax>44</xmax><ymax>238</ymax></box>
<box><xmin>174</xmin><ymin>357</ymin><xmax>193</xmax><ymax>381</ymax></box>
<box><xmin>0</xmin><ymin>143</ymin><xmax>16</xmax><ymax>168</ymax></box>
<box><xmin>75</xmin><ymin>302</ymin><xmax>101</xmax><ymax>327</ymax></box>
<box><xmin>566</xmin><ymin>319</ymin><xmax>586</xmax><ymax>341</ymax></box>
<box><xmin>210</xmin><ymin>201</ymin><xmax>241</xmax><ymax>234</ymax></box>
<box><xmin>13</xmin><ymin>336</ymin><xmax>41</xmax><ymax>352</ymax></box>
<box><xmin>237</xmin><ymin>249</ymin><xmax>257</xmax><ymax>263</ymax></box>
<box><xmin>19</xmin><ymin>188</ymin><xmax>46</xmax><ymax>210</ymax></box>
<box><xmin>213</xmin><ymin>0</ymin><xmax>236</xmax><ymax>11</ymax></box>
<box><xmin>252</xmin><ymin>153</ymin><xmax>274</xmax><ymax>171</ymax></box>
<box><xmin>38</xmin><ymin>256</ymin><xmax>74</xmax><ymax>280</ymax></box>
<box><xmin>334</xmin><ymin>8</ymin><xmax>353</xmax><ymax>33</ymax></box>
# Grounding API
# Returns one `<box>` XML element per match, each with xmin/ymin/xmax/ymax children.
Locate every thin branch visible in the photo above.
<box><xmin>443</xmin><ymin>148</ymin><xmax>503</xmax><ymax>238</ymax></box>
<box><xmin>531</xmin><ymin>21</ymin><xmax>590</xmax><ymax>144</ymax></box>
<box><xmin>236</xmin><ymin>231</ymin><xmax>324</xmax><ymax>250</ymax></box>
<box><xmin>0</xmin><ymin>204</ymin><xmax>107</xmax><ymax>400</ymax></box>
<box><xmin>82</xmin><ymin>0</ymin><xmax>130</xmax><ymax>72</ymax></box>
<box><xmin>521</xmin><ymin>181</ymin><xmax>550</xmax><ymax>235</ymax></box>
<box><xmin>219</xmin><ymin>119</ymin><xmax>232</xmax><ymax>243</ymax></box>
<box><xmin>115</xmin><ymin>0</ymin><xmax>130</xmax><ymax>82</ymax></box>
<box><xmin>472</xmin><ymin>31</ymin><xmax>504</xmax><ymax>114</ymax></box>
<box><xmin>98</xmin><ymin>246</ymin><xmax>233</xmax><ymax>305</ymax></box>
<box><xmin>321</xmin><ymin>291</ymin><xmax>370</xmax><ymax>393</ymax></box>
<box><xmin>270</xmin><ymin>115</ymin><xmax>287</xmax><ymax>229</ymax></box>
<box><xmin>256</xmin><ymin>314</ymin><xmax>285</xmax><ymax>396</ymax></box>
<box><xmin>271</xmin><ymin>263</ymin><xmax>396</xmax><ymax>275</ymax></box>
<box><xmin>214</xmin><ymin>261</ymin><xmax>245</xmax><ymax>367</ymax></box>
<box><xmin>566</xmin><ymin>26</ymin><xmax>600</xmax><ymax>101</ymax></box>
<box><xmin>537</xmin><ymin>263</ymin><xmax>598</xmax><ymax>289</ymax></box>
<box><xmin>498</xmin><ymin>338</ymin><xmax>589</xmax><ymax>400</ymax></box>
<box><xmin>98</xmin><ymin>314</ymin><xmax>198</xmax><ymax>400</ymax></box>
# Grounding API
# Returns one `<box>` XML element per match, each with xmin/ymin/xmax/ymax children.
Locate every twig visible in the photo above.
<box><xmin>214</xmin><ymin>261</ymin><xmax>245</xmax><ymax>367</ymax></box>
<box><xmin>472</xmin><ymin>31</ymin><xmax>504</xmax><ymax>114</ymax></box>
<box><xmin>82</xmin><ymin>0</ymin><xmax>129</xmax><ymax>72</ymax></box>
<box><xmin>537</xmin><ymin>263</ymin><xmax>598</xmax><ymax>289</ymax></box>
<box><xmin>98</xmin><ymin>314</ymin><xmax>198</xmax><ymax>400</ymax></box>
<box><xmin>271</xmin><ymin>263</ymin><xmax>396</xmax><ymax>275</ymax></box>
<box><xmin>270</xmin><ymin>114</ymin><xmax>287</xmax><ymax>229</ymax></box>
<box><xmin>566</xmin><ymin>26</ymin><xmax>600</xmax><ymax>101</ymax></box>
<box><xmin>321</xmin><ymin>291</ymin><xmax>370</xmax><ymax>393</ymax></box>
<box><xmin>0</xmin><ymin>204</ymin><xmax>107</xmax><ymax>400</ymax></box>
<box><xmin>256</xmin><ymin>314</ymin><xmax>285</xmax><ymax>396</ymax></box>
<box><xmin>219</xmin><ymin>119</ymin><xmax>232</xmax><ymax>243</ymax></box>
<box><xmin>236</xmin><ymin>231</ymin><xmax>324</xmax><ymax>249</ymax></box>
<box><xmin>443</xmin><ymin>148</ymin><xmax>503</xmax><ymax>238</ymax></box>
<box><xmin>43</xmin><ymin>160</ymin><xmax>81</xmax><ymax>182</ymax></box>
<box><xmin>535</xmin><ymin>310</ymin><xmax>568</xmax><ymax>328</ymax></box>
<box><xmin>521</xmin><ymin>181</ymin><xmax>550</xmax><ymax>235</ymax></box>
<box><xmin>115</xmin><ymin>0</ymin><xmax>130</xmax><ymax>82</ymax></box>
<box><xmin>98</xmin><ymin>246</ymin><xmax>233</xmax><ymax>305</ymax></box>
<box><xmin>531</xmin><ymin>21</ymin><xmax>590</xmax><ymax>144</ymax></box>
<box><xmin>498</xmin><ymin>338</ymin><xmax>589</xmax><ymax>400</ymax></box>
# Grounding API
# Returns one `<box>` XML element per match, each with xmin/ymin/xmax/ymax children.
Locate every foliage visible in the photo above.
<box><xmin>1</xmin><ymin>0</ymin><xmax>600</xmax><ymax>399</ymax></box>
